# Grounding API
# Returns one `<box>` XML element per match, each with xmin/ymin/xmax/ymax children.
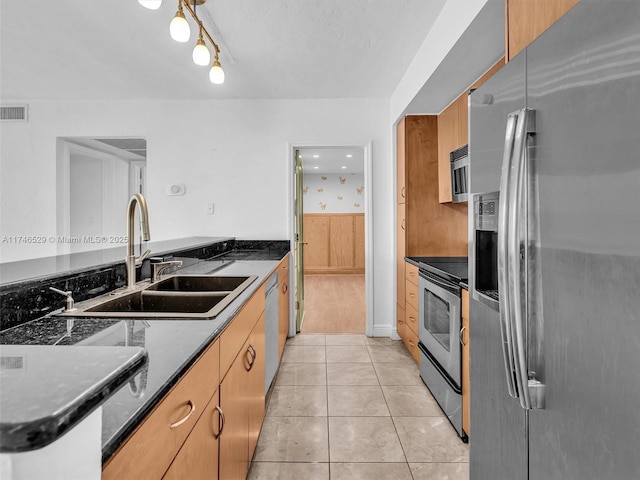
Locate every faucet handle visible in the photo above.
<box><xmin>49</xmin><ymin>287</ymin><xmax>75</xmax><ymax>311</ymax></box>
<box><xmin>135</xmin><ymin>249</ymin><xmax>152</xmax><ymax>266</ymax></box>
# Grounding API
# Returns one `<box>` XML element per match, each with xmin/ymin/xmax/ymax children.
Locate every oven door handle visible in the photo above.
<box><xmin>498</xmin><ymin>111</ymin><xmax>519</xmax><ymax>399</ymax></box>
<box><xmin>420</xmin><ymin>272</ymin><xmax>461</xmax><ymax>296</ymax></box>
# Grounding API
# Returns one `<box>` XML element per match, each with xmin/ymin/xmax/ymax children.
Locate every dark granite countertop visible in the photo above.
<box><xmin>0</xmin><ymin>257</ymin><xmax>284</xmax><ymax>461</ymax></box>
<box><xmin>0</xmin><ymin>344</ymin><xmax>147</xmax><ymax>452</ymax></box>
<box><xmin>404</xmin><ymin>256</ymin><xmax>469</xmax><ymax>288</ymax></box>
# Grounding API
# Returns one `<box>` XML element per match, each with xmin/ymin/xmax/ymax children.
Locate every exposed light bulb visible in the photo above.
<box><xmin>138</xmin><ymin>0</ymin><xmax>162</xmax><ymax>10</ymax></box>
<box><xmin>209</xmin><ymin>60</ymin><xmax>225</xmax><ymax>84</ymax></box>
<box><xmin>169</xmin><ymin>9</ymin><xmax>190</xmax><ymax>42</ymax></box>
<box><xmin>192</xmin><ymin>38</ymin><xmax>210</xmax><ymax>66</ymax></box>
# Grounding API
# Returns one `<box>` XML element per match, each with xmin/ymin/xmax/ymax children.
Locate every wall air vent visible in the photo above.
<box><xmin>1</xmin><ymin>105</ymin><xmax>28</xmax><ymax>122</ymax></box>
<box><xmin>1</xmin><ymin>356</ymin><xmax>25</xmax><ymax>370</ymax></box>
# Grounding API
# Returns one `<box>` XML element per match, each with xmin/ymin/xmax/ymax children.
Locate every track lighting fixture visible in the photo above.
<box><xmin>138</xmin><ymin>0</ymin><xmax>162</xmax><ymax>10</ymax></box>
<box><xmin>140</xmin><ymin>0</ymin><xmax>225</xmax><ymax>84</ymax></box>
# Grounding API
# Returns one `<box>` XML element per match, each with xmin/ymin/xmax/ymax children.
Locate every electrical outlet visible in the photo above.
<box><xmin>206</xmin><ymin>203</ymin><xmax>214</xmax><ymax>215</ymax></box>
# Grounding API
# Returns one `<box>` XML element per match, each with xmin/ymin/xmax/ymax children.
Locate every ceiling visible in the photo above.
<box><xmin>1</xmin><ymin>0</ymin><xmax>453</xmax><ymax>101</ymax></box>
<box><xmin>299</xmin><ymin>147</ymin><xmax>364</xmax><ymax>175</ymax></box>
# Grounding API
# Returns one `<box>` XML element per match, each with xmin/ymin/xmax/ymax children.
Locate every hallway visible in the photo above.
<box><xmin>301</xmin><ymin>275</ymin><xmax>366</xmax><ymax>334</ymax></box>
<box><xmin>248</xmin><ymin>334</ymin><xmax>469</xmax><ymax>480</ymax></box>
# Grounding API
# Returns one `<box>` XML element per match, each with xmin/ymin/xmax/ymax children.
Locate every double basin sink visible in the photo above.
<box><xmin>57</xmin><ymin>275</ymin><xmax>258</xmax><ymax>319</ymax></box>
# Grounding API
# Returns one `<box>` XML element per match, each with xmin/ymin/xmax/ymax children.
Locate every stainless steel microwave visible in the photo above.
<box><xmin>450</xmin><ymin>144</ymin><xmax>469</xmax><ymax>203</ymax></box>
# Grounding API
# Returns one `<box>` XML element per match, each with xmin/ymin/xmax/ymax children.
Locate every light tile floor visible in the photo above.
<box><xmin>248</xmin><ymin>334</ymin><xmax>469</xmax><ymax>480</ymax></box>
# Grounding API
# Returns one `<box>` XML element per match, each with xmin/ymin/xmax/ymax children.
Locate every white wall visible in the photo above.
<box><xmin>0</xmin><ymin>97</ymin><xmax>396</xmax><ymax>334</ymax></box>
<box><xmin>303</xmin><ymin>173</ymin><xmax>365</xmax><ymax>213</ymax></box>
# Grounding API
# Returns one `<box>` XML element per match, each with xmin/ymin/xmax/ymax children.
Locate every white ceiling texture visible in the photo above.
<box><xmin>0</xmin><ymin>0</ymin><xmax>503</xmax><ymax>109</ymax></box>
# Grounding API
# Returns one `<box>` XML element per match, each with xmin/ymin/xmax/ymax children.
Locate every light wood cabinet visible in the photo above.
<box><xmin>303</xmin><ymin>213</ymin><xmax>364</xmax><ymax>274</ymax></box>
<box><xmin>278</xmin><ymin>255</ymin><xmax>290</xmax><ymax>360</ymax></box>
<box><xmin>461</xmin><ymin>288</ymin><xmax>470</xmax><ymax>437</ymax></box>
<box><xmin>506</xmin><ymin>0</ymin><xmax>580</xmax><ymax>61</ymax></box>
<box><xmin>220</xmin><ymin>338</ymin><xmax>251</xmax><ymax>480</ymax></box>
<box><xmin>399</xmin><ymin>261</ymin><xmax>420</xmax><ymax>363</ymax></box>
<box><xmin>163</xmin><ymin>389</ymin><xmax>221</xmax><ymax>480</ymax></box>
<box><xmin>437</xmin><ymin>97</ymin><xmax>461</xmax><ymax>204</ymax></box>
<box><xmin>102</xmin><ymin>340</ymin><xmax>220</xmax><ymax>480</ymax></box>
<box><xmin>220</xmin><ymin>286</ymin><xmax>265</xmax><ymax>378</ymax></box>
<box><xmin>219</xmin><ymin>296</ymin><xmax>266</xmax><ymax>480</ymax></box>
<box><xmin>397</xmin><ymin>313</ymin><xmax>420</xmax><ymax>364</ymax></box>
<box><xmin>396</xmin><ymin>116</ymin><xmax>467</xmax><ymax>365</ymax></box>
<box><xmin>248</xmin><ymin>313</ymin><xmax>266</xmax><ymax>460</ymax></box>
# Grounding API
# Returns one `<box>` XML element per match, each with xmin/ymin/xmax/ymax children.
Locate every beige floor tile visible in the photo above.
<box><xmin>287</xmin><ymin>334</ymin><xmax>326</xmax><ymax>346</ymax></box>
<box><xmin>393</xmin><ymin>417</ymin><xmax>469</xmax><ymax>463</ymax></box>
<box><xmin>327</xmin><ymin>363</ymin><xmax>379</xmax><ymax>385</ymax></box>
<box><xmin>326</xmin><ymin>345</ymin><xmax>371</xmax><ymax>363</ymax></box>
<box><xmin>373</xmin><ymin>362</ymin><xmax>423</xmax><ymax>386</ymax></box>
<box><xmin>267</xmin><ymin>385</ymin><xmax>327</xmax><ymax>416</ymax></box>
<box><xmin>254</xmin><ymin>417</ymin><xmax>329</xmax><ymax>462</ymax></box>
<box><xmin>381</xmin><ymin>385</ymin><xmax>443</xmax><ymax>417</ymax></box>
<box><xmin>330</xmin><ymin>463</ymin><xmax>413</xmax><ymax>480</ymax></box>
<box><xmin>328</xmin><ymin>386</ymin><xmax>389</xmax><ymax>416</ymax></box>
<box><xmin>248</xmin><ymin>462</ymin><xmax>329</xmax><ymax>480</ymax></box>
<box><xmin>409</xmin><ymin>462</ymin><xmax>469</xmax><ymax>480</ymax></box>
<box><xmin>328</xmin><ymin>417</ymin><xmax>405</xmax><ymax>463</ymax></box>
<box><xmin>281</xmin><ymin>345</ymin><xmax>326</xmax><ymax>363</ymax></box>
<box><xmin>325</xmin><ymin>334</ymin><xmax>366</xmax><ymax>346</ymax></box>
<box><xmin>276</xmin><ymin>363</ymin><xmax>327</xmax><ymax>385</ymax></box>
<box><xmin>367</xmin><ymin>344</ymin><xmax>414</xmax><ymax>363</ymax></box>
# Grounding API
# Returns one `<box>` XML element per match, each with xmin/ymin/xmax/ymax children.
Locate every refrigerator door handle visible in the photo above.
<box><xmin>498</xmin><ymin>111</ymin><xmax>519</xmax><ymax>398</ymax></box>
<box><xmin>511</xmin><ymin>108</ymin><xmax>546</xmax><ymax>410</ymax></box>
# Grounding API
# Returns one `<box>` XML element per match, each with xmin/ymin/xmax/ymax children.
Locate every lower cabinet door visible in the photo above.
<box><xmin>248</xmin><ymin>313</ymin><xmax>266</xmax><ymax>460</ymax></box>
<box><xmin>220</xmin><ymin>342</ymin><xmax>250</xmax><ymax>480</ymax></box>
<box><xmin>163</xmin><ymin>389</ymin><xmax>221</xmax><ymax>480</ymax></box>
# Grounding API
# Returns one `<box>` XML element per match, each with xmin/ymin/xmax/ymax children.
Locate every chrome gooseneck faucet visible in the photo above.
<box><xmin>126</xmin><ymin>193</ymin><xmax>151</xmax><ymax>289</ymax></box>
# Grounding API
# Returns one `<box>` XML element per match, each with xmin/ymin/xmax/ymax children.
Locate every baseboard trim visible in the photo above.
<box><xmin>370</xmin><ymin>324</ymin><xmax>395</xmax><ymax>338</ymax></box>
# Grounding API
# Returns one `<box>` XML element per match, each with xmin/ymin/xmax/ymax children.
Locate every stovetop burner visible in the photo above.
<box><xmin>416</xmin><ymin>257</ymin><xmax>468</xmax><ymax>284</ymax></box>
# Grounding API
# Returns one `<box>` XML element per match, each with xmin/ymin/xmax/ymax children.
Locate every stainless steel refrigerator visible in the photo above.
<box><xmin>468</xmin><ymin>1</ymin><xmax>640</xmax><ymax>479</ymax></box>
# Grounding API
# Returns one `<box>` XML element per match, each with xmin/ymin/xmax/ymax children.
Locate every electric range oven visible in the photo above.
<box><xmin>416</xmin><ymin>257</ymin><xmax>468</xmax><ymax>441</ymax></box>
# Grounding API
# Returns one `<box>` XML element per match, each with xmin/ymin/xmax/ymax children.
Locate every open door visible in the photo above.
<box><xmin>294</xmin><ymin>149</ymin><xmax>305</xmax><ymax>332</ymax></box>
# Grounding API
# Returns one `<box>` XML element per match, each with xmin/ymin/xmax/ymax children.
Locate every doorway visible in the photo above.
<box><xmin>290</xmin><ymin>143</ymin><xmax>373</xmax><ymax>336</ymax></box>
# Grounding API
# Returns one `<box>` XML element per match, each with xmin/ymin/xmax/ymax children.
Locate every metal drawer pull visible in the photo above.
<box><xmin>409</xmin><ymin>316</ymin><xmax>416</xmax><ymax>323</ymax></box>
<box><xmin>169</xmin><ymin>400</ymin><xmax>195</xmax><ymax>429</ymax></box>
<box><xmin>245</xmin><ymin>345</ymin><xmax>256</xmax><ymax>371</ymax></box>
<box><xmin>282</xmin><ymin>282</ymin><xmax>288</xmax><ymax>294</ymax></box>
<box><xmin>459</xmin><ymin>326</ymin><xmax>467</xmax><ymax>346</ymax></box>
<box><xmin>213</xmin><ymin>405</ymin><xmax>225</xmax><ymax>439</ymax></box>
<box><xmin>408</xmin><ymin>340</ymin><xmax>415</xmax><ymax>347</ymax></box>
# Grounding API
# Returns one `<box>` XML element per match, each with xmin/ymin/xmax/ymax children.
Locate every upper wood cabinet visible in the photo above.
<box><xmin>506</xmin><ymin>0</ymin><xmax>580</xmax><ymax>61</ymax></box>
<box><xmin>437</xmin><ymin>93</ymin><xmax>468</xmax><ymax>204</ymax></box>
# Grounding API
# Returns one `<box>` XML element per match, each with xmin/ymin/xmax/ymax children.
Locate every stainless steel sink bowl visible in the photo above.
<box><xmin>147</xmin><ymin>275</ymin><xmax>252</xmax><ymax>293</ymax></box>
<box><xmin>56</xmin><ymin>275</ymin><xmax>258</xmax><ymax>319</ymax></box>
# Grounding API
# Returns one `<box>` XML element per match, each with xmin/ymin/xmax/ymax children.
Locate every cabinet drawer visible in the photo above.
<box><xmin>405</xmin><ymin>262</ymin><xmax>419</xmax><ymax>286</ymax></box>
<box><xmin>405</xmin><ymin>302</ymin><xmax>419</xmax><ymax>337</ymax></box>
<box><xmin>103</xmin><ymin>340</ymin><xmax>220</xmax><ymax>480</ymax></box>
<box><xmin>278</xmin><ymin>254</ymin><xmax>290</xmax><ymax>281</ymax></box>
<box><xmin>398</xmin><ymin>318</ymin><xmax>420</xmax><ymax>364</ymax></box>
<box><xmin>220</xmin><ymin>285</ymin><xmax>265</xmax><ymax>378</ymax></box>
<box><xmin>405</xmin><ymin>278</ymin><xmax>419</xmax><ymax>311</ymax></box>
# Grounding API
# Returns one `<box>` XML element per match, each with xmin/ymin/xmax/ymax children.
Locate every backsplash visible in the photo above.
<box><xmin>0</xmin><ymin>239</ymin><xmax>247</xmax><ymax>331</ymax></box>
